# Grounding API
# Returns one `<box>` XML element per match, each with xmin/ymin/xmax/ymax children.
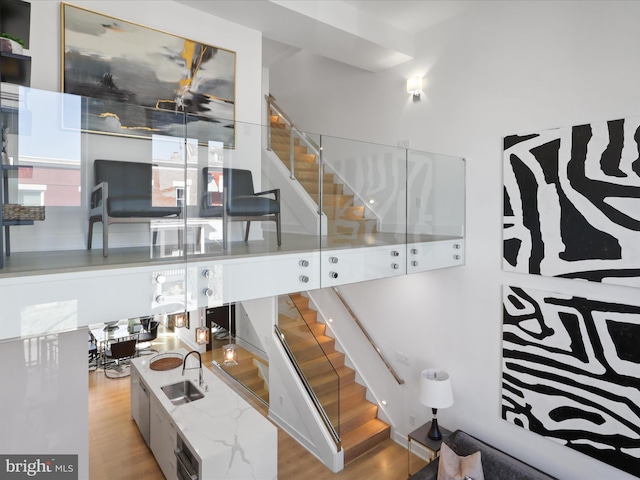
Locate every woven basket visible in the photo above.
<box><xmin>2</xmin><ymin>204</ymin><xmax>45</xmax><ymax>221</ymax></box>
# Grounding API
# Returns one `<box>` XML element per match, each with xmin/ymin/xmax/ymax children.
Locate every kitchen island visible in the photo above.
<box><xmin>130</xmin><ymin>348</ymin><xmax>277</xmax><ymax>480</ymax></box>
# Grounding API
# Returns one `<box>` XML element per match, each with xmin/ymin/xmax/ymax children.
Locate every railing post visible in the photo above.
<box><xmin>318</xmin><ymin>139</ymin><xmax>323</xmax><ymax>216</ymax></box>
<box><xmin>266</xmin><ymin>99</ymin><xmax>272</xmax><ymax>151</ymax></box>
<box><xmin>289</xmin><ymin>130</ymin><xmax>295</xmax><ymax>180</ymax></box>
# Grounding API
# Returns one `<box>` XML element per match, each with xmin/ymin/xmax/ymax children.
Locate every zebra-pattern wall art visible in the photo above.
<box><xmin>503</xmin><ymin>285</ymin><xmax>640</xmax><ymax>476</ymax></box>
<box><xmin>503</xmin><ymin>116</ymin><xmax>640</xmax><ymax>287</ymax></box>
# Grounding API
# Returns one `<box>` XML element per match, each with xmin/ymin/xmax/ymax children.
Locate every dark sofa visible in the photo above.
<box><xmin>410</xmin><ymin>430</ymin><xmax>557</xmax><ymax>480</ymax></box>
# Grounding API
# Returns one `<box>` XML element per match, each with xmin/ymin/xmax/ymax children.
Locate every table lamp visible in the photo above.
<box><xmin>419</xmin><ymin>368</ymin><xmax>453</xmax><ymax>440</ymax></box>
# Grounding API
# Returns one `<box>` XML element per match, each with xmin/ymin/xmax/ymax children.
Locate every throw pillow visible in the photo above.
<box><xmin>436</xmin><ymin>442</ymin><xmax>485</xmax><ymax>480</ymax></box>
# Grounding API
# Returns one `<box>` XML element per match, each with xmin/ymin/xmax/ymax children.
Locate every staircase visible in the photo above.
<box><xmin>278</xmin><ymin>293</ymin><xmax>390</xmax><ymax>464</ymax></box>
<box><xmin>211</xmin><ymin>345</ymin><xmax>270</xmax><ymax>405</ymax></box>
<box><xmin>269</xmin><ymin>113</ymin><xmax>378</xmax><ymax>236</ymax></box>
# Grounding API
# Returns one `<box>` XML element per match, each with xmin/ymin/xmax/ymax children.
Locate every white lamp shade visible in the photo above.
<box><xmin>419</xmin><ymin>369</ymin><xmax>454</xmax><ymax>409</ymax></box>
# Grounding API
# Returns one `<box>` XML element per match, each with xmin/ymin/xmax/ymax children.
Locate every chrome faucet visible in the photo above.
<box><xmin>182</xmin><ymin>350</ymin><xmax>204</xmax><ymax>388</ymax></box>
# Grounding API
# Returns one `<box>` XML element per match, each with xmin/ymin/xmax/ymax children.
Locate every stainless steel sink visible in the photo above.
<box><xmin>161</xmin><ymin>380</ymin><xmax>204</xmax><ymax>406</ymax></box>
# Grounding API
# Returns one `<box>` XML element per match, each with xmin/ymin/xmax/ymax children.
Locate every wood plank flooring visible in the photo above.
<box><xmin>88</xmin><ymin>328</ymin><xmax>426</xmax><ymax>480</ymax></box>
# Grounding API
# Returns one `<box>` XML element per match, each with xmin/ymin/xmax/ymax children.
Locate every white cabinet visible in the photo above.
<box><xmin>131</xmin><ymin>370</ymin><xmax>150</xmax><ymax>447</ymax></box>
<box><xmin>150</xmin><ymin>395</ymin><xmax>177</xmax><ymax>480</ymax></box>
<box><xmin>130</xmin><ymin>369</ymin><xmax>140</xmax><ymax>425</ymax></box>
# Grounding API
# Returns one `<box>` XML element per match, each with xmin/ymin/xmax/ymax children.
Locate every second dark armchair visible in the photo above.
<box><xmin>201</xmin><ymin>167</ymin><xmax>281</xmax><ymax>249</ymax></box>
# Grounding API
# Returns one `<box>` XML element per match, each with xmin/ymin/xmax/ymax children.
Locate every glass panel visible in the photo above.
<box><xmin>319</xmin><ymin>135</ymin><xmax>407</xmax><ymax>248</ymax></box>
<box><xmin>0</xmin><ymin>85</ymin><xmax>190</xmax><ymax>273</ymax></box>
<box><xmin>406</xmin><ymin>150</ymin><xmax>465</xmax><ymax>241</ymax></box>
<box><xmin>209</xmin><ymin>303</ymin><xmax>270</xmax><ymax>406</ymax></box>
<box><xmin>0</xmin><ymin>86</ymin><xmax>466</xmax><ymax>321</ymax></box>
<box><xmin>277</xmin><ymin>293</ymin><xmax>340</xmax><ymax>436</ymax></box>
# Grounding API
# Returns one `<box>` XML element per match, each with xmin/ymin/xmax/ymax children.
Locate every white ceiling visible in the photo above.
<box><xmin>175</xmin><ymin>0</ymin><xmax>474</xmax><ymax>72</ymax></box>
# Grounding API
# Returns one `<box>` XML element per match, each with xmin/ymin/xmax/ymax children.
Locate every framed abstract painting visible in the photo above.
<box><xmin>503</xmin><ymin>285</ymin><xmax>640</xmax><ymax>477</ymax></box>
<box><xmin>503</xmin><ymin>116</ymin><xmax>640</xmax><ymax>287</ymax></box>
<box><xmin>61</xmin><ymin>3</ymin><xmax>236</xmax><ymax>146</ymax></box>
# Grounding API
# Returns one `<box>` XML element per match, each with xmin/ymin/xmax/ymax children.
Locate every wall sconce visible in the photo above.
<box><xmin>174</xmin><ymin>312</ymin><xmax>187</xmax><ymax>329</ymax></box>
<box><xmin>407</xmin><ymin>76</ymin><xmax>423</xmax><ymax>98</ymax></box>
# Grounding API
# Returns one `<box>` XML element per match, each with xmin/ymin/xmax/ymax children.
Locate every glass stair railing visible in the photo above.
<box><xmin>0</xmin><ymin>83</ymin><xmax>465</xmax><ymax>344</ymax></box>
<box><xmin>276</xmin><ymin>294</ymin><xmax>342</xmax><ymax>441</ymax></box>
<box><xmin>209</xmin><ymin>324</ymin><xmax>270</xmax><ymax>407</ymax></box>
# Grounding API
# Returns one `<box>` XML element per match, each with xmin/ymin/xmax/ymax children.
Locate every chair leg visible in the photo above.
<box><xmin>5</xmin><ymin>224</ymin><xmax>10</xmax><ymax>256</ymax></box>
<box><xmin>87</xmin><ymin>219</ymin><xmax>94</xmax><ymax>250</ymax></box>
<box><xmin>244</xmin><ymin>221</ymin><xmax>251</xmax><ymax>242</ymax></box>
<box><xmin>102</xmin><ymin>220</ymin><xmax>109</xmax><ymax>258</ymax></box>
<box><xmin>178</xmin><ymin>228</ymin><xmax>184</xmax><ymax>252</ymax></box>
<box><xmin>223</xmin><ymin>211</ymin><xmax>228</xmax><ymax>250</ymax></box>
<box><xmin>196</xmin><ymin>226</ymin><xmax>203</xmax><ymax>253</ymax></box>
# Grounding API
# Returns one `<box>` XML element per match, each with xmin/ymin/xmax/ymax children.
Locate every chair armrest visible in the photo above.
<box><xmin>90</xmin><ymin>181</ymin><xmax>108</xmax><ymax>217</ymax></box>
<box><xmin>254</xmin><ymin>188</ymin><xmax>280</xmax><ymax>202</ymax></box>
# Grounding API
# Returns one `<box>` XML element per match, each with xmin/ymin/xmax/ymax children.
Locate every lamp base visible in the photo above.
<box><xmin>427</xmin><ymin>409</ymin><xmax>442</xmax><ymax>441</ymax></box>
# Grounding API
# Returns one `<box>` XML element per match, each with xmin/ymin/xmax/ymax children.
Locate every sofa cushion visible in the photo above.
<box><xmin>409</xmin><ymin>430</ymin><xmax>557</xmax><ymax>480</ymax></box>
<box><xmin>447</xmin><ymin>431</ymin><xmax>554</xmax><ymax>480</ymax></box>
<box><xmin>437</xmin><ymin>442</ymin><xmax>484</xmax><ymax>480</ymax></box>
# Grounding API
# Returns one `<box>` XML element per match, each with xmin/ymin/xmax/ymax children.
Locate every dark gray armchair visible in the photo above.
<box><xmin>200</xmin><ymin>167</ymin><xmax>281</xmax><ymax>249</ymax></box>
<box><xmin>88</xmin><ymin>159</ymin><xmax>182</xmax><ymax>257</ymax></box>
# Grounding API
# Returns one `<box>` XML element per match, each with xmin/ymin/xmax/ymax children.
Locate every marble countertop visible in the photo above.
<box><xmin>131</xmin><ymin>348</ymin><xmax>277</xmax><ymax>478</ymax></box>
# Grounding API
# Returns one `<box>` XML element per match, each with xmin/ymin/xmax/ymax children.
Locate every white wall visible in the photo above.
<box><xmin>269</xmin><ymin>2</ymin><xmax>640</xmax><ymax>479</ymax></box>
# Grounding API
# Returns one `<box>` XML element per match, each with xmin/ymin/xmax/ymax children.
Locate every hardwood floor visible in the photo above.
<box><xmin>88</xmin><ymin>328</ymin><xmax>426</xmax><ymax>480</ymax></box>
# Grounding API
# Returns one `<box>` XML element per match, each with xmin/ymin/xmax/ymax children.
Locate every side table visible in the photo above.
<box><xmin>407</xmin><ymin>421</ymin><xmax>451</xmax><ymax>478</ymax></box>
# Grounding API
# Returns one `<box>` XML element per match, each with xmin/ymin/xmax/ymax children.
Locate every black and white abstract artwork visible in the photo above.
<box><xmin>503</xmin><ymin>116</ymin><xmax>640</xmax><ymax>287</ymax></box>
<box><xmin>503</xmin><ymin>285</ymin><xmax>640</xmax><ymax>476</ymax></box>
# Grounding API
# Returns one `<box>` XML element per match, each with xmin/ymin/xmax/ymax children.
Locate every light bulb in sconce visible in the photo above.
<box><xmin>407</xmin><ymin>76</ymin><xmax>424</xmax><ymax>97</ymax></box>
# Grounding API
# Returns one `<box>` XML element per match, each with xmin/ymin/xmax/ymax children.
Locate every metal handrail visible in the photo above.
<box><xmin>274</xmin><ymin>324</ymin><xmax>342</xmax><ymax>451</ymax></box>
<box><xmin>210</xmin><ymin>358</ymin><xmax>269</xmax><ymax>408</ymax></box>
<box><xmin>332</xmin><ymin>287</ymin><xmax>405</xmax><ymax>385</ymax></box>
<box><xmin>266</xmin><ymin>95</ymin><xmax>322</xmax><ymax>181</ymax></box>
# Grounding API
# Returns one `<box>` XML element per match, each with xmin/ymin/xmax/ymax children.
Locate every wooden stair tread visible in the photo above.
<box><xmin>307</xmin><ymin>365</ymin><xmax>355</xmax><ymax>389</ymax></box>
<box><xmin>312</xmin><ymin>193</ymin><xmax>354</xmax><ymax>207</ymax></box>
<box><xmin>273</xmin><ymin>144</ymin><xmax>309</xmax><ymax>154</ymax></box>
<box><xmin>294</xmin><ymin>171</ymin><xmax>335</xmax><ymax>182</ymax></box>
<box><xmin>339</xmin><ymin>401</ymin><xmax>378</xmax><ymax>433</ymax></box>
<box><xmin>323</xmin><ymin>206</ymin><xmax>365</xmax><ymax>220</ymax></box>
<box><xmin>318</xmin><ymin>382</ymin><xmax>365</xmax><ymax>408</ymax></box>
<box><xmin>299</xmin><ymin>181</ymin><xmax>344</xmax><ymax>194</ymax></box>
<box><xmin>341</xmin><ymin>419</ymin><xmax>391</xmax><ymax>464</ymax></box>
